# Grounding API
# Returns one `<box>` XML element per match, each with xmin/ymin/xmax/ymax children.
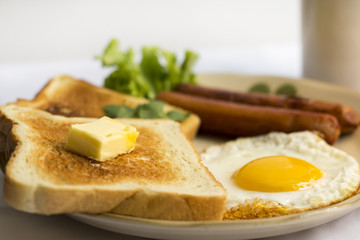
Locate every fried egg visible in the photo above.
<box><xmin>201</xmin><ymin>131</ymin><xmax>360</xmax><ymax>220</ymax></box>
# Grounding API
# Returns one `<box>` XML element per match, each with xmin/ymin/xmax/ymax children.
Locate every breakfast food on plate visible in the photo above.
<box><xmin>175</xmin><ymin>83</ymin><xmax>360</xmax><ymax>134</ymax></box>
<box><xmin>0</xmin><ymin>105</ymin><xmax>226</xmax><ymax>220</ymax></box>
<box><xmin>201</xmin><ymin>131</ymin><xmax>360</xmax><ymax>219</ymax></box>
<box><xmin>156</xmin><ymin>91</ymin><xmax>341</xmax><ymax>144</ymax></box>
<box><xmin>12</xmin><ymin>75</ymin><xmax>200</xmax><ymax>140</ymax></box>
<box><xmin>2</xmin><ymin>71</ymin><xmax>360</xmax><ymax>222</ymax></box>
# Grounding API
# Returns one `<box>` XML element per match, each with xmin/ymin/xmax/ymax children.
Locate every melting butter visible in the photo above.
<box><xmin>65</xmin><ymin>117</ymin><xmax>138</xmax><ymax>162</ymax></box>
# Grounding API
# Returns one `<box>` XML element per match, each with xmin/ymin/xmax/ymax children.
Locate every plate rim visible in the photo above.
<box><xmin>69</xmin><ymin>192</ymin><xmax>360</xmax><ymax>239</ymax></box>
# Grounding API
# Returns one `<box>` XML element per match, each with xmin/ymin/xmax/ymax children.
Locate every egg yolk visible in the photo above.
<box><xmin>234</xmin><ymin>156</ymin><xmax>322</xmax><ymax>192</ymax></box>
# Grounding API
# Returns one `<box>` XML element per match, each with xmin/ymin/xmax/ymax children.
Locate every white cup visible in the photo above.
<box><xmin>302</xmin><ymin>0</ymin><xmax>360</xmax><ymax>90</ymax></box>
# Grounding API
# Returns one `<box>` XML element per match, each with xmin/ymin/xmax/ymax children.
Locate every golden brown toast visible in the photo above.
<box><xmin>0</xmin><ymin>105</ymin><xmax>226</xmax><ymax>220</ymax></box>
<box><xmin>13</xmin><ymin>75</ymin><xmax>200</xmax><ymax>140</ymax></box>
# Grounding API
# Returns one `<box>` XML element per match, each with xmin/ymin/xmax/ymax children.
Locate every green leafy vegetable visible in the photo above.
<box><xmin>116</xmin><ymin>106</ymin><xmax>135</xmax><ymax>118</ymax></box>
<box><xmin>97</xmin><ymin>39</ymin><xmax>198</xmax><ymax>99</ymax></box>
<box><xmin>248</xmin><ymin>82</ymin><xmax>298</xmax><ymax>96</ymax></box>
<box><xmin>180</xmin><ymin>51</ymin><xmax>198</xmax><ymax>84</ymax></box>
<box><xmin>248</xmin><ymin>83</ymin><xmax>270</xmax><ymax>94</ymax></box>
<box><xmin>275</xmin><ymin>84</ymin><xmax>297</xmax><ymax>96</ymax></box>
<box><xmin>103</xmin><ymin>100</ymin><xmax>189</xmax><ymax>122</ymax></box>
<box><xmin>96</xmin><ymin>39</ymin><xmax>133</xmax><ymax>66</ymax></box>
<box><xmin>167</xmin><ymin>110</ymin><xmax>190</xmax><ymax>122</ymax></box>
<box><xmin>136</xmin><ymin>100</ymin><xmax>167</xmax><ymax>119</ymax></box>
<box><xmin>103</xmin><ymin>105</ymin><xmax>123</xmax><ymax>118</ymax></box>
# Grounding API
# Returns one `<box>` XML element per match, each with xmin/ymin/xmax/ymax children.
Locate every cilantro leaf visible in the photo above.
<box><xmin>103</xmin><ymin>100</ymin><xmax>190</xmax><ymax>122</ymax></box>
<box><xmin>275</xmin><ymin>84</ymin><xmax>297</xmax><ymax>96</ymax></box>
<box><xmin>116</xmin><ymin>106</ymin><xmax>135</xmax><ymax>118</ymax></box>
<box><xmin>103</xmin><ymin>105</ymin><xmax>122</xmax><ymax>118</ymax></box>
<box><xmin>137</xmin><ymin>104</ymin><xmax>162</xmax><ymax>119</ymax></box>
<box><xmin>248</xmin><ymin>83</ymin><xmax>270</xmax><ymax>94</ymax></box>
<box><xmin>248</xmin><ymin>82</ymin><xmax>298</xmax><ymax>96</ymax></box>
<box><xmin>103</xmin><ymin>105</ymin><xmax>135</xmax><ymax>118</ymax></box>
<box><xmin>167</xmin><ymin>110</ymin><xmax>190</xmax><ymax>122</ymax></box>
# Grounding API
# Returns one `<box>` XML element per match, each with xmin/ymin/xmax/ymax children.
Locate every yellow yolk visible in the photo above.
<box><xmin>234</xmin><ymin>156</ymin><xmax>322</xmax><ymax>192</ymax></box>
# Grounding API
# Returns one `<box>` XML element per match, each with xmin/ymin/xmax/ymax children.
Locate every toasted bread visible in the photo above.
<box><xmin>13</xmin><ymin>75</ymin><xmax>200</xmax><ymax>140</ymax></box>
<box><xmin>0</xmin><ymin>105</ymin><xmax>226</xmax><ymax>220</ymax></box>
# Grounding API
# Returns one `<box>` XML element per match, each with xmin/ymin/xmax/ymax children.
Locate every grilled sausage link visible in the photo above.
<box><xmin>175</xmin><ymin>84</ymin><xmax>359</xmax><ymax>134</ymax></box>
<box><xmin>157</xmin><ymin>91</ymin><xmax>341</xmax><ymax>144</ymax></box>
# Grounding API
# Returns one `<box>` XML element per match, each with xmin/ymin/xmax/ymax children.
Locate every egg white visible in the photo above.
<box><xmin>201</xmin><ymin>131</ymin><xmax>360</xmax><ymax>217</ymax></box>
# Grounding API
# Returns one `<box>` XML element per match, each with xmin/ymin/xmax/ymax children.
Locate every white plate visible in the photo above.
<box><xmin>69</xmin><ymin>73</ymin><xmax>360</xmax><ymax>240</ymax></box>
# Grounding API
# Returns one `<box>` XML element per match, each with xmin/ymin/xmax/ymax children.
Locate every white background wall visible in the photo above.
<box><xmin>0</xmin><ymin>0</ymin><xmax>300</xmax><ymax>63</ymax></box>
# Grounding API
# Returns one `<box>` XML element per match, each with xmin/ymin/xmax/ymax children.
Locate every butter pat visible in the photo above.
<box><xmin>65</xmin><ymin>117</ymin><xmax>138</xmax><ymax>162</ymax></box>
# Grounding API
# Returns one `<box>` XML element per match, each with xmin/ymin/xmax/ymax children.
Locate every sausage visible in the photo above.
<box><xmin>175</xmin><ymin>84</ymin><xmax>359</xmax><ymax>134</ymax></box>
<box><xmin>157</xmin><ymin>91</ymin><xmax>341</xmax><ymax>144</ymax></box>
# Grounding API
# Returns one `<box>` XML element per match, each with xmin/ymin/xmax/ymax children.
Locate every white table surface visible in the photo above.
<box><xmin>1</xmin><ymin>46</ymin><xmax>360</xmax><ymax>240</ymax></box>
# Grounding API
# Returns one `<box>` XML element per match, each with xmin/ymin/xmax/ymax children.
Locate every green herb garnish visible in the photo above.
<box><xmin>275</xmin><ymin>84</ymin><xmax>297</xmax><ymax>96</ymax></box>
<box><xmin>248</xmin><ymin>83</ymin><xmax>270</xmax><ymax>94</ymax></box>
<box><xmin>166</xmin><ymin>110</ymin><xmax>190</xmax><ymax>122</ymax></box>
<box><xmin>103</xmin><ymin>100</ymin><xmax>190</xmax><ymax>122</ymax></box>
<box><xmin>104</xmin><ymin>105</ymin><xmax>135</xmax><ymax>118</ymax></box>
<box><xmin>97</xmin><ymin>39</ymin><xmax>198</xmax><ymax>99</ymax></box>
<box><xmin>248</xmin><ymin>82</ymin><xmax>298</xmax><ymax>96</ymax></box>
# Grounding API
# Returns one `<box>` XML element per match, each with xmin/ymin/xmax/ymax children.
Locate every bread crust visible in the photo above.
<box><xmin>4</xmin><ymin>174</ymin><xmax>226</xmax><ymax>220</ymax></box>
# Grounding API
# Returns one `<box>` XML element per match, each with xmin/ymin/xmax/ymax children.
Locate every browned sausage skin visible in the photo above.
<box><xmin>175</xmin><ymin>84</ymin><xmax>359</xmax><ymax>134</ymax></box>
<box><xmin>157</xmin><ymin>91</ymin><xmax>341</xmax><ymax>144</ymax></box>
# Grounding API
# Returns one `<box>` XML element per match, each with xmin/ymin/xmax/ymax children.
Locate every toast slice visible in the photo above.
<box><xmin>0</xmin><ymin>105</ymin><xmax>226</xmax><ymax>221</ymax></box>
<box><xmin>13</xmin><ymin>75</ymin><xmax>200</xmax><ymax>140</ymax></box>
